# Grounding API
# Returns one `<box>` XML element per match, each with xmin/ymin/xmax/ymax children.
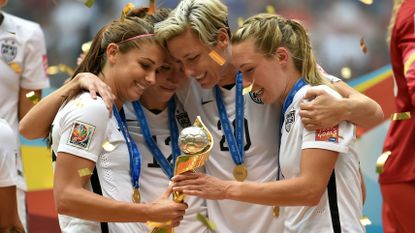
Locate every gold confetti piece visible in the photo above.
<box><xmin>102</xmin><ymin>141</ymin><xmax>116</xmax><ymax>152</ymax></box>
<box><xmin>196</xmin><ymin>213</ymin><xmax>216</xmax><ymax>231</ymax></box>
<box><xmin>360</xmin><ymin>37</ymin><xmax>368</xmax><ymax>54</ymax></box>
<box><xmin>391</xmin><ymin>112</ymin><xmax>411</xmax><ymax>121</ymax></box>
<box><xmin>78</xmin><ymin>168</ymin><xmax>93</xmax><ymax>177</ymax></box>
<box><xmin>47</xmin><ymin>64</ymin><xmax>74</xmax><ymax>77</ymax></box>
<box><xmin>340</xmin><ymin>67</ymin><xmax>352</xmax><ymax>79</ymax></box>
<box><xmin>26</xmin><ymin>91</ymin><xmax>40</xmax><ymax>104</ymax></box>
<box><xmin>360</xmin><ymin>215</ymin><xmax>372</xmax><ymax>226</ymax></box>
<box><xmin>149</xmin><ymin>0</ymin><xmax>155</xmax><ymax>15</ymax></box>
<box><xmin>266</xmin><ymin>5</ymin><xmax>276</xmax><ymax>14</ymax></box>
<box><xmin>209</xmin><ymin>50</ymin><xmax>225</xmax><ymax>66</ymax></box>
<box><xmin>237</xmin><ymin>17</ymin><xmax>244</xmax><ymax>27</ymax></box>
<box><xmin>9</xmin><ymin>62</ymin><xmax>22</xmax><ymax>74</ymax></box>
<box><xmin>360</xmin><ymin>0</ymin><xmax>373</xmax><ymax>5</ymax></box>
<box><xmin>376</xmin><ymin>151</ymin><xmax>391</xmax><ymax>174</ymax></box>
<box><xmin>121</xmin><ymin>3</ymin><xmax>135</xmax><ymax>22</ymax></box>
<box><xmin>242</xmin><ymin>83</ymin><xmax>253</xmax><ymax>95</ymax></box>
<box><xmin>81</xmin><ymin>41</ymin><xmax>92</xmax><ymax>53</ymax></box>
<box><xmin>84</xmin><ymin>0</ymin><xmax>95</xmax><ymax>8</ymax></box>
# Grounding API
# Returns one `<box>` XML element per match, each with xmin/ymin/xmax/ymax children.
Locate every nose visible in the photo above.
<box><xmin>145</xmin><ymin>71</ymin><xmax>156</xmax><ymax>86</ymax></box>
<box><xmin>183</xmin><ymin>65</ymin><xmax>197</xmax><ymax>78</ymax></box>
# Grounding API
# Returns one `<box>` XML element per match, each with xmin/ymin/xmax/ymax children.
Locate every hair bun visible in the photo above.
<box><xmin>127</xmin><ymin>7</ymin><xmax>149</xmax><ymax>18</ymax></box>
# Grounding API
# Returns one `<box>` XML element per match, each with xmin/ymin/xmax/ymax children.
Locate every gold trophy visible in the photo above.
<box><xmin>149</xmin><ymin>116</ymin><xmax>213</xmax><ymax>233</ymax></box>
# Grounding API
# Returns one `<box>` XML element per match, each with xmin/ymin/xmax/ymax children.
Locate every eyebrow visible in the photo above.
<box><xmin>183</xmin><ymin>52</ymin><xmax>198</xmax><ymax>59</ymax></box>
<box><xmin>141</xmin><ymin>57</ymin><xmax>156</xmax><ymax>65</ymax></box>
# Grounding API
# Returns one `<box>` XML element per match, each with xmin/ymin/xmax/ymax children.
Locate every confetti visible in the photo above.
<box><xmin>84</xmin><ymin>0</ymin><xmax>95</xmax><ymax>8</ymax></box>
<box><xmin>376</xmin><ymin>151</ymin><xmax>391</xmax><ymax>174</ymax></box>
<box><xmin>360</xmin><ymin>215</ymin><xmax>372</xmax><ymax>226</ymax></box>
<box><xmin>47</xmin><ymin>64</ymin><xmax>74</xmax><ymax>77</ymax></box>
<box><xmin>26</xmin><ymin>91</ymin><xmax>40</xmax><ymax>104</ymax></box>
<box><xmin>266</xmin><ymin>5</ymin><xmax>276</xmax><ymax>14</ymax></box>
<box><xmin>237</xmin><ymin>17</ymin><xmax>244</xmax><ymax>27</ymax></box>
<box><xmin>121</xmin><ymin>3</ymin><xmax>135</xmax><ymax>22</ymax></box>
<box><xmin>197</xmin><ymin>213</ymin><xmax>216</xmax><ymax>231</ymax></box>
<box><xmin>81</xmin><ymin>41</ymin><xmax>92</xmax><ymax>53</ymax></box>
<box><xmin>340</xmin><ymin>67</ymin><xmax>352</xmax><ymax>79</ymax></box>
<box><xmin>360</xmin><ymin>37</ymin><xmax>368</xmax><ymax>54</ymax></box>
<box><xmin>242</xmin><ymin>83</ymin><xmax>253</xmax><ymax>95</ymax></box>
<box><xmin>78</xmin><ymin>168</ymin><xmax>93</xmax><ymax>177</ymax></box>
<box><xmin>391</xmin><ymin>112</ymin><xmax>411</xmax><ymax>121</ymax></box>
<box><xmin>9</xmin><ymin>62</ymin><xmax>22</xmax><ymax>74</ymax></box>
<box><xmin>149</xmin><ymin>0</ymin><xmax>155</xmax><ymax>15</ymax></box>
<box><xmin>360</xmin><ymin>0</ymin><xmax>373</xmax><ymax>5</ymax></box>
<box><xmin>102</xmin><ymin>141</ymin><xmax>116</xmax><ymax>152</ymax></box>
<box><xmin>208</xmin><ymin>50</ymin><xmax>225</xmax><ymax>66</ymax></box>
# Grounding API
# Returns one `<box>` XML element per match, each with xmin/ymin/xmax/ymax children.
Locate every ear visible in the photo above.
<box><xmin>275</xmin><ymin>47</ymin><xmax>289</xmax><ymax>66</ymax></box>
<box><xmin>106</xmin><ymin>43</ymin><xmax>119</xmax><ymax>64</ymax></box>
<box><xmin>216</xmin><ymin>28</ymin><xmax>229</xmax><ymax>49</ymax></box>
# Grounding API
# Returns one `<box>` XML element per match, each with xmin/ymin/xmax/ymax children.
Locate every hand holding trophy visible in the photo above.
<box><xmin>149</xmin><ymin>116</ymin><xmax>213</xmax><ymax>233</ymax></box>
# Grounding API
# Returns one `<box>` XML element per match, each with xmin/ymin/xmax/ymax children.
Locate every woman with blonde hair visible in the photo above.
<box><xmin>172</xmin><ymin>13</ymin><xmax>365</xmax><ymax>233</ymax></box>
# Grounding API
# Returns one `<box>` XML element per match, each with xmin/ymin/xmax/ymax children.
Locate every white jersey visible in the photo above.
<box><xmin>51</xmin><ymin>93</ymin><xmax>146</xmax><ymax>233</ymax></box>
<box><xmin>0</xmin><ymin>119</ymin><xmax>18</xmax><ymax>188</ymax></box>
<box><xmin>125</xmin><ymin>100</ymin><xmax>209</xmax><ymax>233</ymax></box>
<box><xmin>0</xmin><ymin>11</ymin><xmax>49</xmax><ymax>190</ymax></box>
<box><xmin>176</xmin><ymin>79</ymin><xmax>283</xmax><ymax>233</ymax></box>
<box><xmin>279</xmin><ymin>85</ymin><xmax>365</xmax><ymax>233</ymax></box>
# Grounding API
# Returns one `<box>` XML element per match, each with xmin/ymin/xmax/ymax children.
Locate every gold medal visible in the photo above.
<box><xmin>272</xmin><ymin>206</ymin><xmax>280</xmax><ymax>218</ymax></box>
<box><xmin>233</xmin><ymin>164</ymin><xmax>248</xmax><ymax>181</ymax></box>
<box><xmin>132</xmin><ymin>188</ymin><xmax>141</xmax><ymax>203</ymax></box>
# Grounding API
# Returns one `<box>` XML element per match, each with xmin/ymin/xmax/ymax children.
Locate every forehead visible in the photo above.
<box><xmin>232</xmin><ymin>39</ymin><xmax>259</xmax><ymax>65</ymax></box>
<box><xmin>128</xmin><ymin>43</ymin><xmax>165</xmax><ymax>64</ymax></box>
<box><xmin>166</xmin><ymin>28</ymin><xmax>206</xmax><ymax>58</ymax></box>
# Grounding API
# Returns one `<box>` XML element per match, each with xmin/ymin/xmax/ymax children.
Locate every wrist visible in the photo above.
<box><xmin>223</xmin><ymin>181</ymin><xmax>241</xmax><ymax>200</ymax></box>
<box><xmin>338</xmin><ymin>98</ymin><xmax>352</xmax><ymax>122</ymax></box>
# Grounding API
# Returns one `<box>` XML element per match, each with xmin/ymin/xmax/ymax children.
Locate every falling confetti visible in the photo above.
<box><xmin>242</xmin><ymin>83</ymin><xmax>253</xmax><ymax>95</ymax></box>
<box><xmin>340</xmin><ymin>67</ymin><xmax>352</xmax><ymax>79</ymax></box>
<box><xmin>360</xmin><ymin>37</ymin><xmax>368</xmax><ymax>54</ymax></box>
<box><xmin>266</xmin><ymin>5</ymin><xmax>276</xmax><ymax>14</ymax></box>
<box><xmin>376</xmin><ymin>151</ymin><xmax>391</xmax><ymax>174</ymax></box>
<box><xmin>102</xmin><ymin>141</ymin><xmax>116</xmax><ymax>152</ymax></box>
<box><xmin>149</xmin><ymin>0</ymin><xmax>156</xmax><ymax>15</ymax></box>
<box><xmin>26</xmin><ymin>91</ymin><xmax>40</xmax><ymax>104</ymax></box>
<box><xmin>360</xmin><ymin>216</ymin><xmax>372</xmax><ymax>226</ymax></box>
<box><xmin>360</xmin><ymin>0</ymin><xmax>373</xmax><ymax>5</ymax></box>
<box><xmin>81</xmin><ymin>41</ymin><xmax>92</xmax><ymax>53</ymax></box>
<box><xmin>84</xmin><ymin>0</ymin><xmax>95</xmax><ymax>8</ymax></box>
<box><xmin>237</xmin><ymin>17</ymin><xmax>244</xmax><ymax>27</ymax></box>
<box><xmin>197</xmin><ymin>213</ymin><xmax>216</xmax><ymax>231</ymax></box>
<box><xmin>209</xmin><ymin>50</ymin><xmax>225</xmax><ymax>66</ymax></box>
<box><xmin>78</xmin><ymin>168</ymin><xmax>93</xmax><ymax>177</ymax></box>
<box><xmin>121</xmin><ymin>3</ymin><xmax>135</xmax><ymax>22</ymax></box>
<box><xmin>47</xmin><ymin>64</ymin><xmax>74</xmax><ymax>77</ymax></box>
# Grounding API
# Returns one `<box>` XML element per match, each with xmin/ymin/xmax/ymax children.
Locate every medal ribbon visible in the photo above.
<box><xmin>132</xmin><ymin>99</ymin><xmax>180</xmax><ymax>179</ymax></box>
<box><xmin>214</xmin><ymin>71</ymin><xmax>245</xmax><ymax>165</ymax></box>
<box><xmin>277</xmin><ymin>78</ymin><xmax>307</xmax><ymax>179</ymax></box>
<box><xmin>113</xmin><ymin>106</ymin><xmax>141</xmax><ymax>189</ymax></box>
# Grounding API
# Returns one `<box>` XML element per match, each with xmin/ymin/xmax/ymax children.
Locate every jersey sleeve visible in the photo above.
<box><xmin>301</xmin><ymin>86</ymin><xmax>356</xmax><ymax>153</ymax></box>
<box><xmin>20</xmin><ymin>24</ymin><xmax>50</xmax><ymax>90</ymax></box>
<box><xmin>398</xmin><ymin>13</ymin><xmax>415</xmax><ymax>106</ymax></box>
<box><xmin>56</xmin><ymin>97</ymin><xmax>110</xmax><ymax>162</ymax></box>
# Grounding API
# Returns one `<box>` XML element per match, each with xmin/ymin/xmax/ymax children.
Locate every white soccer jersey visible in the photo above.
<box><xmin>176</xmin><ymin>79</ymin><xmax>283</xmax><ymax>233</ymax></box>
<box><xmin>124</xmin><ymin>100</ymin><xmax>209</xmax><ymax>233</ymax></box>
<box><xmin>279</xmin><ymin>85</ymin><xmax>365</xmax><ymax>233</ymax></box>
<box><xmin>0</xmin><ymin>119</ymin><xmax>18</xmax><ymax>188</ymax></box>
<box><xmin>0</xmin><ymin>12</ymin><xmax>49</xmax><ymax>190</ymax></box>
<box><xmin>52</xmin><ymin>93</ymin><xmax>146</xmax><ymax>233</ymax></box>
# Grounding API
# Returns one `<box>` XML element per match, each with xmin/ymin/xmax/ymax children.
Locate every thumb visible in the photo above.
<box><xmin>162</xmin><ymin>185</ymin><xmax>173</xmax><ymax>199</ymax></box>
<box><xmin>304</xmin><ymin>87</ymin><xmax>325</xmax><ymax>100</ymax></box>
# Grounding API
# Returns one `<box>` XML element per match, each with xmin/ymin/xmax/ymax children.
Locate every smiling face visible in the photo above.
<box><xmin>106</xmin><ymin>42</ymin><xmax>165</xmax><ymax>104</ymax></box>
<box><xmin>166</xmin><ymin>27</ymin><xmax>229</xmax><ymax>89</ymax></box>
<box><xmin>232</xmin><ymin>39</ymin><xmax>288</xmax><ymax>104</ymax></box>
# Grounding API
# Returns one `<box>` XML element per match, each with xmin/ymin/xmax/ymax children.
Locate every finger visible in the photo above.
<box><xmin>182</xmin><ymin>189</ymin><xmax>203</xmax><ymax>197</ymax></box>
<box><xmin>299</xmin><ymin>101</ymin><xmax>313</xmax><ymax>111</ymax></box>
<box><xmin>303</xmin><ymin>123</ymin><xmax>319</xmax><ymax>131</ymax></box>
<box><xmin>299</xmin><ymin>110</ymin><xmax>314</xmax><ymax>119</ymax></box>
<box><xmin>162</xmin><ymin>185</ymin><xmax>173</xmax><ymax>198</ymax></box>
<box><xmin>303</xmin><ymin>88</ymin><xmax>326</xmax><ymax>100</ymax></box>
<box><xmin>171</xmin><ymin>173</ymin><xmax>197</xmax><ymax>182</ymax></box>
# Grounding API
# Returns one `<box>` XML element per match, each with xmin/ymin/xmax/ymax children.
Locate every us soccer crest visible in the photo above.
<box><xmin>285</xmin><ymin>110</ymin><xmax>296</xmax><ymax>132</ymax></box>
<box><xmin>249</xmin><ymin>91</ymin><xmax>264</xmax><ymax>104</ymax></box>
<box><xmin>67</xmin><ymin>121</ymin><xmax>95</xmax><ymax>150</ymax></box>
<box><xmin>1</xmin><ymin>39</ymin><xmax>18</xmax><ymax>63</ymax></box>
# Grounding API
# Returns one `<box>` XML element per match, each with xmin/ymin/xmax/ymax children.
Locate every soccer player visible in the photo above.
<box><xmin>380</xmin><ymin>0</ymin><xmax>415</xmax><ymax>232</ymax></box>
<box><xmin>172</xmin><ymin>13</ymin><xmax>365</xmax><ymax>232</ymax></box>
<box><xmin>0</xmin><ymin>0</ymin><xmax>50</xmax><ymax>230</ymax></box>
<box><xmin>155</xmin><ymin>0</ymin><xmax>381</xmax><ymax>232</ymax></box>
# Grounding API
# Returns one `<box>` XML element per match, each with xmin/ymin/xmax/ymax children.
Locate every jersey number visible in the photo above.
<box><xmin>217</xmin><ymin>118</ymin><xmax>251</xmax><ymax>152</ymax></box>
<box><xmin>147</xmin><ymin>136</ymin><xmax>173</xmax><ymax>168</ymax></box>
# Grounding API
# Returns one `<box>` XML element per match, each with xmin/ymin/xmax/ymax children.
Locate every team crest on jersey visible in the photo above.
<box><xmin>176</xmin><ymin>110</ymin><xmax>191</xmax><ymax>128</ymax></box>
<box><xmin>1</xmin><ymin>39</ymin><xmax>18</xmax><ymax>63</ymax></box>
<box><xmin>285</xmin><ymin>110</ymin><xmax>296</xmax><ymax>132</ymax></box>
<box><xmin>315</xmin><ymin>125</ymin><xmax>339</xmax><ymax>143</ymax></box>
<box><xmin>249</xmin><ymin>91</ymin><xmax>264</xmax><ymax>104</ymax></box>
<box><xmin>67</xmin><ymin>121</ymin><xmax>95</xmax><ymax>150</ymax></box>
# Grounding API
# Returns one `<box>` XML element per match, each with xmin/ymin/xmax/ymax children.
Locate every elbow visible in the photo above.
<box><xmin>302</xmin><ymin>186</ymin><xmax>325</xmax><ymax>206</ymax></box>
<box><xmin>19</xmin><ymin>121</ymin><xmax>47</xmax><ymax>140</ymax></box>
<box><xmin>54</xmin><ymin>192</ymin><xmax>73</xmax><ymax>216</ymax></box>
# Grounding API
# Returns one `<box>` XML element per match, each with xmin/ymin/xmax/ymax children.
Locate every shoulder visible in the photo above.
<box><xmin>4</xmin><ymin>12</ymin><xmax>43</xmax><ymax>38</ymax></box>
<box><xmin>61</xmin><ymin>93</ymin><xmax>110</xmax><ymax>121</ymax></box>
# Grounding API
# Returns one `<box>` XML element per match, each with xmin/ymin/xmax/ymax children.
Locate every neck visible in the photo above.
<box><xmin>279</xmin><ymin>71</ymin><xmax>303</xmax><ymax>105</ymax></box>
<box><xmin>140</xmin><ymin>93</ymin><xmax>168</xmax><ymax>111</ymax></box>
<box><xmin>217</xmin><ymin>64</ymin><xmax>238</xmax><ymax>87</ymax></box>
<box><xmin>98</xmin><ymin>71</ymin><xmax>123</xmax><ymax>111</ymax></box>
